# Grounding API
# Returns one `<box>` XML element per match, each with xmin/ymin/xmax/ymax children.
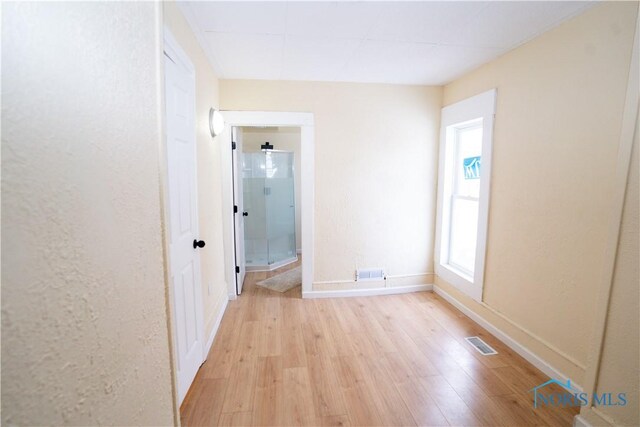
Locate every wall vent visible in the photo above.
<box><xmin>465</xmin><ymin>336</ymin><xmax>498</xmax><ymax>355</ymax></box>
<box><xmin>356</xmin><ymin>268</ymin><xmax>385</xmax><ymax>281</ymax></box>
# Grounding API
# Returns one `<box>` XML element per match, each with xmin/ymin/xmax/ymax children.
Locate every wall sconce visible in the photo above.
<box><xmin>209</xmin><ymin>108</ymin><xmax>225</xmax><ymax>138</ymax></box>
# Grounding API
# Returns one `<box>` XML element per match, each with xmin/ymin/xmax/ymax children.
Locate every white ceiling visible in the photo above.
<box><xmin>177</xmin><ymin>1</ymin><xmax>595</xmax><ymax>86</ymax></box>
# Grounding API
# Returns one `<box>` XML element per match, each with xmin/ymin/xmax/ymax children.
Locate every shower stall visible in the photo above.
<box><xmin>243</xmin><ymin>150</ymin><xmax>297</xmax><ymax>271</ymax></box>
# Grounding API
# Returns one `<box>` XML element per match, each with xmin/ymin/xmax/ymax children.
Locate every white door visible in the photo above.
<box><xmin>164</xmin><ymin>34</ymin><xmax>204</xmax><ymax>404</ymax></box>
<box><xmin>232</xmin><ymin>127</ymin><xmax>246</xmax><ymax>294</ymax></box>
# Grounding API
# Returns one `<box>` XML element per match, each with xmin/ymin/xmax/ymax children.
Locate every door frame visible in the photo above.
<box><xmin>220</xmin><ymin>111</ymin><xmax>315</xmax><ymax>298</ymax></box>
<box><xmin>231</xmin><ymin>126</ymin><xmax>246</xmax><ymax>294</ymax></box>
<box><xmin>161</xmin><ymin>27</ymin><xmax>205</xmax><ymax>405</ymax></box>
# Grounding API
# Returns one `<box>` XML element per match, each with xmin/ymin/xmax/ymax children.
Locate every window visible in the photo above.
<box><xmin>435</xmin><ymin>89</ymin><xmax>496</xmax><ymax>301</ymax></box>
<box><xmin>449</xmin><ymin>122</ymin><xmax>482</xmax><ymax>276</ymax></box>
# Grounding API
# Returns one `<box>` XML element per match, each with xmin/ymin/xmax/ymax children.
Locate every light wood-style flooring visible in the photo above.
<box><xmin>181</xmin><ymin>259</ymin><xmax>578</xmax><ymax>426</ymax></box>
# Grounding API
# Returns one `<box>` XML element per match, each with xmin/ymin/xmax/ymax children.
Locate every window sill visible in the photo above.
<box><xmin>441</xmin><ymin>263</ymin><xmax>474</xmax><ymax>284</ymax></box>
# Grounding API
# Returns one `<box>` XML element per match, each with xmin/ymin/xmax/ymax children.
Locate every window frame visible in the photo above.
<box><xmin>435</xmin><ymin>89</ymin><xmax>496</xmax><ymax>302</ymax></box>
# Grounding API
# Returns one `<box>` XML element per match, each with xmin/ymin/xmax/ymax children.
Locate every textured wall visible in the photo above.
<box><xmin>220</xmin><ymin>81</ymin><xmax>442</xmax><ymax>284</ymax></box>
<box><xmin>439</xmin><ymin>2</ymin><xmax>638</xmax><ymax>384</ymax></box>
<box><xmin>163</xmin><ymin>1</ymin><xmax>228</xmax><ymax>350</ymax></box>
<box><xmin>1</xmin><ymin>2</ymin><xmax>175</xmax><ymax>425</ymax></box>
<box><xmin>243</xmin><ymin>127</ymin><xmax>302</xmax><ymax>251</ymax></box>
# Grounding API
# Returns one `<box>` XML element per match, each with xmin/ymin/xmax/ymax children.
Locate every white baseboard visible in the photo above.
<box><xmin>246</xmin><ymin>256</ymin><xmax>298</xmax><ymax>272</ymax></box>
<box><xmin>573</xmin><ymin>409</ymin><xmax>613</xmax><ymax>427</ymax></box>
<box><xmin>203</xmin><ymin>295</ymin><xmax>229</xmax><ymax>360</ymax></box>
<box><xmin>573</xmin><ymin>415</ymin><xmax>593</xmax><ymax>427</ymax></box>
<box><xmin>433</xmin><ymin>285</ymin><xmax>582</xmax><ymax>392</ymax></box>
<box><xmin>303</xmin><ymin>284</ymin><xmax>432</xmax><ymax>299</ymax></box>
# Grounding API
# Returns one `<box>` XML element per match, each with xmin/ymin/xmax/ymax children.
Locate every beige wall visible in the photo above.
<box><xmin>583</xmin><ymin>114</ymin><xmax>639</xmax><ymax>426</ymax></box>
<box><xmin>1</xmin><ymin>2</ymin><xmax>174</xmax><ymax>425</ymax></box>
<box><xmin>221</xmin><ymin>81</ymin><xmax>442</xmax><ymax>288</ymax></box>
<box><xmin>164</xmin><ymin>2</ymin><xmax>229</xmax><ymax>344</ymax></box>
<box><xmin>439</xmin><ymin>2</ymin><xmax>638</xmax><ymax>385</ymax></box>
<box><xmin>243</xmin><ymin>127</ymin><xmax>302</xmax><ymax>251</ymax></box>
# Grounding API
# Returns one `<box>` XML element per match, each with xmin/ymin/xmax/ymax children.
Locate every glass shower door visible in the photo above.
<box><xmin>265</xmin><ymin>151</ymin><xmax>296</xmax><ymax>265</ymax></box>
<box><xmin>243</xmin><ymin>153</ymin><xmax>267</xmax><ymax>266</ymax></box>
<box><xmin>243</xmin><ymin>150</ymin><xmax>296</xmax><ymax>268</ymax></box>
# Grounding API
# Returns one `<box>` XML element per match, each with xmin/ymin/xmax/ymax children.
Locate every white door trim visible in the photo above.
<box><xmin>220</xmin><ymin>111</ymin><xmax>315</xmax><ymax>298</ymax></box>
<box><xmin>164</xmin><ymin>28</ymin><xmax>194</xmax><ymax>74</ymax></box>
<box><xmin>162</xmin><ymin>27</ymin><xmax>204</xmax><ymax>405</ymax></box>
<box><xmin>435</xmin><ymin>89</ymin><xmax>496</xmax><ymax>302</ymax></box>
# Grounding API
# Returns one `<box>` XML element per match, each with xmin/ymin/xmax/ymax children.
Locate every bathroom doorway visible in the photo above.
<box><xmin>221</xmin><ymin>111</ymin><xmax>314</xmax><ymax>298</ymax></box>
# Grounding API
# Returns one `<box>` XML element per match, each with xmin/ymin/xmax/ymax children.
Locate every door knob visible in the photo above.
<box><xmin>243</xmin><ymin>212</ymin><xmax>248</xmax><ymax>217</ymax></box>
<box><xmin>193</xmin><ymin>239</ymin><xmax>206</xmax><ymax>249</ymax></box>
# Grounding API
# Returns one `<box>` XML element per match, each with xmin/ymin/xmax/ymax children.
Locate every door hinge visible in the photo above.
<box><xmin>235</xmin><ymin>266</ymin><xmax>240</xmax><ymax>273</ymax></box>
<box><xmin>234</xmin><ymin>205</ymin><xmax>238</xmax><ymax>214</ymax></box>
<box><xmin>232</xmin><ymin>141</ymin><xmax>237</xmax><ymax>150</ymax></box>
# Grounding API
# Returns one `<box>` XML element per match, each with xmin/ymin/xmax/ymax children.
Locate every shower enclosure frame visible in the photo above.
<box><xmin>243</xmin><ymin>148</ymin><xmax>298</xmax><ymax>272</ymax></box>
<box><xmin>220</xmin><ymin>111</ymin><xmax>315</xmax><ymax>298</ymax></box>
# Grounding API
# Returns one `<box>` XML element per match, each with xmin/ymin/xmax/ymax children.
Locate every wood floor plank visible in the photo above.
<box><xmin>445</xmin><ymin>378</ymin><xmax>523</xmax><ymax>426</ymax></box>
<box><xmin>345</xmin><ymin>331</ymin><xmax>379</xmax><ymax>358</ymax></box>
<box><xmin>419</xmin><ymin>375</ymin><xmax>483</xmax><ymax>427</ymax></box>
<box><xmin>257</xmin><ymin>316</ymin><xmax>282</xmax><ymax>357</ymax></box>
<box><xmin>360</xmin><ymin>356</ymin><xmax>418</xmax><ymax>426</ymax></box>
<box><xmin>202</xmin><ymin>307</ymin><xmax>243</xmax><ymax>379</ymax></box>
<box><xmin>331</xmin><ymin>298</ymin><xmax>364</xmax><ymax>335</ymax></box>
<box><xmin>235</xmin><ymin>320</ymin><xmax>260</xmax><ymax>359</ymax></box>
<box><xmin>395</xmin><ymin>378</ymin><xmax>449</xmax><ymax>426</ymax></box>
<box><xmin>381</xmin><ymin>351</ymin><xmax>416</xmax><ymax>385</ymax></box>
<box><xmin>302</xmin><ymin>320</ymin><xmax>334</xmax><ymax>358</ymax></box>
<box><xmin>459</xmin><ymin>363</ymin><xmax>514</xmax><ymax>397</ymax></box>
<box><xmin>180</xmin><ymin>258</ymin><xmax>581</xmax><ymax>427</ymax></box>
<box><xmin>222</xmin><ymin>321</ymin><xmax>260</xmax><ymax>412</ymax></box>
<box><xmin>492</xmin><ymin>394</ymin><xmax>553</xmax><ymax>426</ymax></box>
<box><xmin>281</xmin><ymin>294</ymin><xmax>305</xmax><ymax>324</ymax></box>
<box><xmin>419</xmin><ymin>294</ymin><xmax>512</xmax><ymax>370</ymax></box>
<box><xmin>332</xmin><ymin>355</ymin><xmax>366</xmax><ymax>389</ymax></box>
<box><xmin>318</xmin><ymin>414</ymin><xmax>351</xmax><ymax>427</ymax></box>
<box><xmin>281</xmin><ymin>323</ymin><xmax>307</xmax><ymax>369</ymax></box>
<box><xmin>252</xmin><ymin>356</ymin><xmax>283</xmax><ymax>426</ymax></box>
<box><xmin>362</xmin><ymin>317</ymin><xmax>398</xmax><ymax>353</ymax></box>
<box><xmin>306</xmin><ymin>354</ymin><xmax>347</xmax><ymax>418</ymax></box>
<box><xmin>181</xmin><ymin>378</ymin><xmax>228</xmax><ymax>427</ymax></box>
<box><xmin>219</xmin><ymin>411</ymin><xmax>253</xmax><ymax>426</ymax></box>
<box><xmin>313</xmin><ymin>299</ymin><xmax>352</xmax><ymax>357</ymax></box>
<box><xmin>418</xmin><ymin>339</ymin><xmax>469</xmax><ymax>376</ymax></box>
<box><xmin>282</xmin><ymin>367</ymin><xmax>316</xmax><ymax>426</ymax></box>
<box><xmin>389</xmin><ymin>327</ymin><xmax>440</xmax><ymax>377</ymax></box>
<box><xmin>492</xmin><ymin>365</ymin><xmax>541</xmax><ymax>394</ymax></box>
<box><xmin>221</xmin><ymin>356</ymin><xmax>258</xmax><ymax>413</ymax></box>
<box><xmin>341</xmin><ymin>385</ymin><xmax>384</xmax><ymax>427</ymax></box>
